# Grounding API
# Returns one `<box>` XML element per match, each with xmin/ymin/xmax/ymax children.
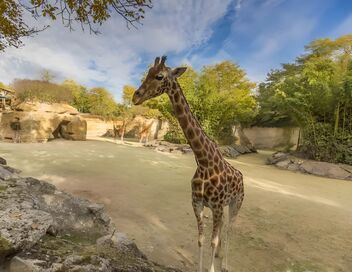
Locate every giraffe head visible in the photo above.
<box><xmin>132</xmin><ymin>56</ymin><xmax>187</xmax><ymax>105</ymax></box>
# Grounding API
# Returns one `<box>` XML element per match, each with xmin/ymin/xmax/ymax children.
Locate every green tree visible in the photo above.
<box><xmin>87</xmin><ymin>87</ymin><xmax>118</xmax><ymax>117</ymax></box>
<box><xmin>122</xmin><ymin>85</ymin><xmax>135</xmax><ymax>107</ymax></box>
<box><xmin>256</xmin><ymin>34</ymin><xmax>352</xmax><ymax>164</ymax></box>
<box><xmin>0</xmin><ymin>0</ymin><xmax>152</xmax><ymax>51</ymax></box>
<box><xmin>197</xmin><ymin>61</ymin><xmax>257</xmax><ymax>143</ymax></box>
<box><xmin>0</xmin><ymin>82</ymin><xmax>9</xmax><ymax>89</ymax></box>
<box><xmin>62</xmin><ymin>79</ymin><xmax>91</xmax><ymax>112</ymax></box>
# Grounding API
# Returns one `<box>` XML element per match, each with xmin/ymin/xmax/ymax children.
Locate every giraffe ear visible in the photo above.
<box><xmin>171</xmin><ymin>67</ymin><xmax>187</xmax><ymax>78</ymax></box>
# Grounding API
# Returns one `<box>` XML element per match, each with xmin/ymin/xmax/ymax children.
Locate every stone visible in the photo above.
<box><xmin>60</xmin><ymin>116</ymin><xmax>87</xmax><ymax>141</ymax></box>
<box><xmin>300</xmin><ymin>161</ymin><xmax>352</xmax><ymax>180</ymax></box>
<box><xmin>287</xmin><ymin>163</ymin><xmax>300</xmax><ymax>172</ymax></box>
<box><xmin>2</xmin><ymin>165</ymin><xmax>21</xmax><ymax>174</ymax></box>
<box><xmin>266</xmin><ymin>152</ymin><xmax>289</xmax><ymax>165</ymax></box>
<box><xmin>276</xmin><ymin>159</ymin><xmax>292</xmax><ymax>169</ymax></box>
<box><xmin>0</xmin><ymin>102</ymin><xmax>87</xmax><ymax>143</ymax></box>
<box><xmin>97</xmin><ymin>232</ymin><xmax>146</xmax><ymax>259</ymax></box>
<box><xmin>9</xmin><ymin>256</ymin><xmax>35</xmax><ymax>272</ymax></box>
<box><xmin>0</xmin><ymin>207</ymin><xmax>53</xmax><ymax>260</ymax></box>
<box><xmin>219</xmin><ymin>146</ymin><xmax>240</xmax><ymax>158</ymax></box>
<box><xmin>0</xmin><ymin>165</ymin><xmax>16</xmax><ymax>180</ymax></box>
<box><xmin>102</xmin><ymin>129</ymin><xmax>116</xmax><ymax>137</ymax></box>
<box><xmin>232</xmin><ymin>144</ymin><xmax>250</xmax><ymax>154</ymax></box>
<box><xmin>0</xmin><ymin>159</ymin><xmax>180</xmax><ymax>272</ymax></box>
<box><xmin>0</xmin><ymin>157</ymin><xmax>7</xmax><ymax>165</ymax></box>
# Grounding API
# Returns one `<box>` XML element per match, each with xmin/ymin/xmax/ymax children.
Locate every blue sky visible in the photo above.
<box><xmin>0</xmin><ymin>0</ymin><xmax>351</xmax><ymax>101</ymax></box>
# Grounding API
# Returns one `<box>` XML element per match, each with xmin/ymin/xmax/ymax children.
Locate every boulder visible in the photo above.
<box><xmin>0</xmin><ymin>157</ymin><xmax>7</xmax><ymax>165</ymax></box>
<box><xmin>266</xmin><ymin>152</ymin><xmax>289</xmax><ymax>165</ymax></box>
<box><xmin>0</xmin><ymin>165</ymin><xmax>17</xmax><ymax>181</ymax></box>
<box><xmin>0</xmin><ymin>108</ymin><xmax>87</xmax><ymax>143</ymax></box>
<box><xmin>219</xmin><ymin>146</ymin><xmax>240</xmax><ymax>158</ymax></box>
<box><xmin>300</xmin><ymin>161</ymin><xmax>352</xmax><ymax>180</ymax></box>
<box><xmin>287</xmin><ymin>163</ymin><xmax>300</xmax><ymax>172</ymax></box>
<box><xmin>0</xmin><ymin>208</ymin><xmax>53</xmax><ymax>260</ymax></box>
<box><xmin>97</xmin><ymin>232</ymin><xmax>146</xmax><ymax>259</ymax></box>
<box><xmin>60</xmin><ymin>116</ymin><xmax>87</xmax><ymax>141</ymax></box>
<box><xmin>0</xmin><ymin>160</ymin><xmax>180</xmax><ymax>272</ymax></box>
<box><xmin>276</xmin><ymin>159</ymin><xmax>292</xmax><ymax>169</ymax></box>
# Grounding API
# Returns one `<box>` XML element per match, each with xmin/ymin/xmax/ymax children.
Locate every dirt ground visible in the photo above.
<box><xmin>2</xmin><ymin>139</ymin><xmax>352</xmax><ymax>272</ymax></box>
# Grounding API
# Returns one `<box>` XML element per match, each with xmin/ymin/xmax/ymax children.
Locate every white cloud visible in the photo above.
<box><xmin>221</xmin><ymin>0</ymin><xmax>321</xmax><ymax>83</ymax></box>
<box><xmin>0</xmin><ymin>0</ymin><xmax>231</xmax><ymax>100</ymax></box>
<box><xmin>235</xmin><ymin>0</ymin><xmax>243</xmax><ymax>11</ymax></box>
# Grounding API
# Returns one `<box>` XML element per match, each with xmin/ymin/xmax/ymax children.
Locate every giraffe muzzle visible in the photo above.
<box><xmin>132</xmin><ymin>89</ymin><xmax>144</xmax><ymax>105</ymax></box>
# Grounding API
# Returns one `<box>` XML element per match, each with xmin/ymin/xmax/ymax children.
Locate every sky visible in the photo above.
<box><xmin>0</xmin><ymin>0</ymin><xmax>351</xmax><ymax>101</ymax></box>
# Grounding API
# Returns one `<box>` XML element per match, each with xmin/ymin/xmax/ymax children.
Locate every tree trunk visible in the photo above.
<box><xmin>334</xmin><ymin>102</ymin><xmax>340</xmax><ymax>135</ymax></box>
<box><xmin>120</xmin><ymin>120</ymin><xmax>126</xmax><ymax>142</ymax></box>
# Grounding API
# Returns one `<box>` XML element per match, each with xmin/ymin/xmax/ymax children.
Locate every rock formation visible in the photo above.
<box><xmin>0</xmin><ymin>157</ymin><xmax>180</xmax><ymax>272</ymax></box>
<box><xmin>145</xmin><ymin>141</ymin><xmax>255</xmax><ymax>158</ymax></box>
<box><xmin>83</xmin><ymin>114</ymin><xmax>169</xmax><ymax>141</ymax></box>
<box><xmin>267</xmin><ymin>152</ymin><xmax>352</xmax><ymax>180</ymax></box>
<box><xmin>0</xmin><ymin>102</ymin><xmax>87</xmax><ymax>143</ymax></box>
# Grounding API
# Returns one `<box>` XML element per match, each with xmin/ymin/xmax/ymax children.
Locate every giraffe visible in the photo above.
<box><xmin>132</xmin><ymin>56</ymin><xmax>244</xmax><ymax>272</ymax></box>
<box><xmin>138</xmin><ymin>120</ymin><xmax>153</xmax><ymax>143</ymax></box>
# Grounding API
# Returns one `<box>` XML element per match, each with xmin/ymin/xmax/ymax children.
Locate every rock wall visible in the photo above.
<box><xmin>243</xmin><ymin>126</ymin><xmax>300</xmax><ymax>150</ymax></box>
<box><xmin>0</xmin><ymin>158</ymin><xmax>180</xmax><ymax>272</ymax></box>
<box><xmin>82</xmin><ymin>114</ymin><xmax>169</xmax><ymax>140</ymax></box>
<box><xmin>0</xmin><ymin>102</ymin><xmax>86</xmax><ymax>143</ymax></box>
<box><xmin>81</xmin><ymin>114</ymin><xmax>118</xmax><ymax>138</ymax></box>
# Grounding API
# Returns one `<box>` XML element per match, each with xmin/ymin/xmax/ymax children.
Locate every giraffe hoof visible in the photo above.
<box><xmin>221</xmin><ymin>268</ymin><xmax>229</xmax><ymax>272</ymax></box>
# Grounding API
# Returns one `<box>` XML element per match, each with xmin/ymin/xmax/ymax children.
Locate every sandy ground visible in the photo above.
<box><xmin>1</xmin><ymin>139</ymin><xmax>352</xmax><ymax>272</ymax></box>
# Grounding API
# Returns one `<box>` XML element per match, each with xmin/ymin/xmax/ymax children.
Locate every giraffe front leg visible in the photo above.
<box><xmin>210</xmin><ymin>208</ymin><xmax>224</xmax><ymax>272</ymax></box>
<box><xmin>193</xmin><ymin>201</ymin><xmax>205</xmax><ymax>272</ymax></box>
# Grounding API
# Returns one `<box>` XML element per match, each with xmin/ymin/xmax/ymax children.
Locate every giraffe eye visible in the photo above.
<box><xmin>155</xmin><ymin>74</ymin><xmax>163</xmax><ymax>80</ymax></box>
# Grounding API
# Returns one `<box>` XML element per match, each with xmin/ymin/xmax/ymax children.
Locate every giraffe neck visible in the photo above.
<box><xmin>167</xmin><ymin>81</ymin><xmax>219</xmax><ymax>167</ymax></box>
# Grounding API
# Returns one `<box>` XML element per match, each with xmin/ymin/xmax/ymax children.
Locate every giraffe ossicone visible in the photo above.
<box><xmin>133</xmin><ymin>56</ymin><xmax>244</xmax><ymax>272</ymax></box>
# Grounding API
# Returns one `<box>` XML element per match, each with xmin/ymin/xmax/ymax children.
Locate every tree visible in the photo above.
<box><xmin>0</xmin><ymin>0</ymin><xmax>152</xmax><ymax>51</ymax></box>
<box><xmin>0</xmin><ymin>82</ymin><xmax>9</xmax><ymax>89</ymax></box>
<box><xmin>122</xmin><ymin>85</ymin><xmax>135</xmax><ymax>107</ymax></box>
<box><xmin>62</xmin><ymin>79</ymin><xmax>90</xmax><ymax>112</ymax></box>
<box><xmin>197</xmin><ymin>61</ymin><xmax>257</xmax><ymax>143</ymax></box>
<box><xmin>87</xmin><ymin>87</ymin><xmax>118</xmax><ymax>117</ymax></box>
<box><xmin>40</xmin><ymin>69</ymin><xmax>55</xmax><ymax>82</ymax></box>
<box><xmin>256</xmin><ymin>34</ymin><xmax>352</xmax><ymax>164</ymax></box>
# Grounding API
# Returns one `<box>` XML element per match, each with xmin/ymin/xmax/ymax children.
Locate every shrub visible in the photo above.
<box><xmin>300</xmin><ymin>122</ymin><xmax>352</xmax><ymax>165</ymax></box>
<box><xmin>13</xmin><ymin>79</ymin><xmax>73</xmax><ymax>103</ymax></box>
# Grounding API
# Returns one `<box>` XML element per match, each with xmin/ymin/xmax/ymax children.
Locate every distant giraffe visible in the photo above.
<box><xmin>132</xmin><ymin>56</ymin><xmax>244</xmax><ymax>272</ymax></box>
<box><xmin>139</xmin><ymin>121</ymin><xmax>153</xmax><ymax>143</ymax></box>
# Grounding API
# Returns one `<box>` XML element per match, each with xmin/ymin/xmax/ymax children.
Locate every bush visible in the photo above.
<box><xmin>13</xmin><ymin>79</ymin><xmax>73</xmax><ymax>103</ymax></box>
<box><xmin>299</xmin><ymin>122</ymin><xmax>352</xmax><ymax>165</ymax></box>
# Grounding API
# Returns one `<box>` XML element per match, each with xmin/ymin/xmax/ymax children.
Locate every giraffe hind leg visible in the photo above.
<box><xmin>215</xmin><ymin>211</ymin><xmax>224</xmax><ymax>258</ymax></box>
<box><xmin>209</xmin><ymin>208</ymin><xmax>223</xmax><ymax>272</ymax></box>
<box><xmin>193</xmin><ymin>201</ymin><xmax>205</xmax><ymax>272</ymax></box>
<box><xmin>222</xmin><ymin>194</ymin><xmax>243</xmax><ymax>272</ymax></box>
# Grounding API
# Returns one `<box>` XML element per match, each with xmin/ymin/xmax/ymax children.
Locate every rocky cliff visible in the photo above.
<box><xmin>82</xmin><ymin>114</ymin><xmax>169</xmax><ymax>141</ymax></box>
<box><xmin>0</xmin><ymin>102</ymin><xmax>86</xmax><ymax>143</ymax></box>
<box><xmin>0</xmin><ymin>158</ymin><xmax>180</xmax><ymax>272</ymax></box>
